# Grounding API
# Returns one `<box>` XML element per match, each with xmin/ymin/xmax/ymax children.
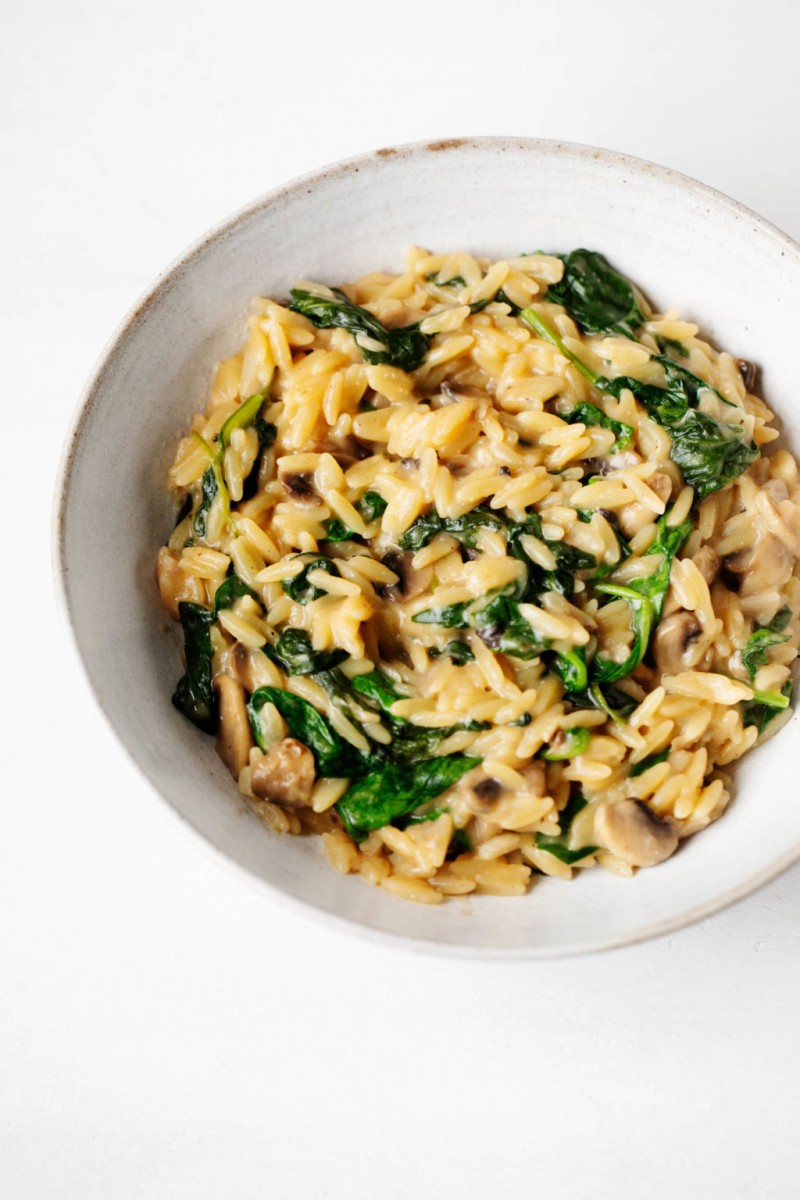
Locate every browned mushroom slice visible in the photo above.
<box><xmin>214</xmin><ymin>675</ymin><xmax>254</xmax><ymax>779</ymax></box>
<box><xmin>617</xmin><ymin>472</ymin><xmax>673</xmax><ymax>539</ymax></box>
<box><xmin>381</xmin><ymin>550</ymin><xmax>433</xmax><ymax>601</ymax></box>
<box><xmin>228</xmin><ymin>642</ymin><xmax>261</xmax><ymax>695</ymax></box>
<box><xmin>693</xmin><ymin>545</ymin><xmax>720</xmax><ymax>587</ymax></box>
<box><xmin>278</xmin><ymin>469</ymin><xmax>321</xmax><ymax>502</ymax></box>
<box><xmin>736</xmin><ymin>358</ymin><xmax>758</xmax><ymax>392</ymax></box>
<box><xmin>594</xmin><ymin>799</ymin><xmax>679</xmax><ymax>867</ymax></box>
<box><xmin>467</xmin><ymin>776</ymin><xmax>505</xmax><ymax>815</ymax></box>
<box><xmin>251</xmin><ymin>737</ymin><xmax>316</xmax><ymax>808</ymax></box>
<box><xmin>653</xmin><ymin>610</ymin><xmax>712</xmax><ymax>675</ymax></box>
<box><xmin>724</xmin><ymin>532</ymin><xmax>793</xmax><ymax>597</ymax></box>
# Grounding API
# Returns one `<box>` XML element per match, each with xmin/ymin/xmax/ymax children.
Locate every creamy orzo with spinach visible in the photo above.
<box><xmin>157</xmin><ymin>247</ymin><xmax>800</xmax><ymax>904</ymax></box>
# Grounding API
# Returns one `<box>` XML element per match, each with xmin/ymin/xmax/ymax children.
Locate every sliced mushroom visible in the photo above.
<box><xmin>228</xmin><ymin>642</ymin><xmax>261</xmax><ymax>694</ymax></box>
<box><xmin>214</xmin><ymin>675</ymin><xmax>254</xmax><ymax>780</ymax></box>
<box><xmin>736</xmin><ymin>358</ymin><xmax>758</xmax><ymax>392</ymax></box>
<box><xmin>653</xmin><ymin>610</ymin><xmax>713</xmax><ymax>675</ymax></box>
<box><xmin>693</xmin><ymin>545</ymin><xmax>720</xmax><ymax>587</ymax></box>
<box><xmin>519</xmin><ymin>760</ymin><xmax>547</xmax><ymax>797</ymax></box>
<box><xmin>278</xmin><ymin>470</ymin><xmax>321</xmax><ymax>503</ymax></box>
<box><xmin>594</xmin><ymin>799</ymin><xmax>679</xmax><ymax>867</ymax></box>
<box><xmin>468</xmin><ymin>776</ymin><xmax>504</xmax><ymax>815</ymax></box>
<box><xmin>381</xmin><ymin>550</ymin><xmax>433</xmax><ymax>601</ymax></box>
<box><xmin>618</xmin><ymin>472</ymin><xmax>673</xmax><ymax>539</ymax></box>
<box><xmin>724</xmin><ymin>532</ymin><xmax>793</xmax><ymax>597</ymax></box>
<box><xmin>251</xmin><ymin>737</ymin><xmax>315</xmax><ymax>808</ymax></box>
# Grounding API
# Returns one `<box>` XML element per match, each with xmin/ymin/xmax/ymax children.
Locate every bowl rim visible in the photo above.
<box><xmin>52</xmin><ymin>134</ymin><xmax>800</xmax><ymax>958</ymax></box>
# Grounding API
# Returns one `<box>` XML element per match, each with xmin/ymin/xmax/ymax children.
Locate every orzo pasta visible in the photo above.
<box><xmin>157</xmin><ymin>247</ymin><xmax>800</xmax><ymax>903</ymax></box>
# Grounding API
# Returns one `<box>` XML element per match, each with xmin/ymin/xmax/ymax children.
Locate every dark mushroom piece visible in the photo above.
<box><xmin>723</xmin><ymin>532</ymin><xmax>793</xmax><ymax>598</ymax></box>
<box><xmin>653</xmin><ymin>610</ymin><xmax>712</xmax><ymax>675</ymax></box>
<box><xmin>693</xmin><ymin>546</ymin><xmax>720</xmax><ymax>587</ymax></box>
<box><xmin>618</xmin><ymin>472</ymin><xmax>673</xmax><ymax>539</ymax></box>
<box><xmin>380</xmin><ymin>550</ymin><xmax>433</xmax><ymax>601</ymax></box>
<box><xmin>736</xmin><ymin>358</ymin><xmax>758</xmax><ymax>393</ymax></box>
<box><xmin>594</xmin><ymin>799</ymin><xmax>679</xmax><ymax>867</ymax></box>
<box><xmin>228</xmin><ymin>642</ymin><xmax>261</xmax><ymax>695</ymax></box>
<box><xmin>468</xmin><ymin>776</ymin><xmax>504</xmax><ymax>815</ymax></box>
<box><xmin>215</xmin><ymin>675</ymin><xmax>254</xmax><ymax>779</ymax></box>
<box><xmin>278</xmin><ymin>471</ymin><xmax>321</xmax><ymax>502</ymax></box>
<box><xmin>251</xmin><ymin>737</ymin><xmax>315</xmax><ymax>808</ymax></box>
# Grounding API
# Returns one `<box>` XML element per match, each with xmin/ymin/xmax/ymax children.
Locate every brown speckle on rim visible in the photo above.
<box><xmin>427</xmin><ymin>138</ymin><xmax>466</xmax><ymax>152</ymax></box>
<box><xmin>376</xmin><ymin>147</ymin><xmax>398</xmax><ymax>158</ymax></box>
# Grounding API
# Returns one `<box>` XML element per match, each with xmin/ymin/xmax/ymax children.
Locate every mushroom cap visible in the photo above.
<box><xmin>594</xmin><ymin>799</ymin><xmax>679</xmax><ymax>868</ymax></box>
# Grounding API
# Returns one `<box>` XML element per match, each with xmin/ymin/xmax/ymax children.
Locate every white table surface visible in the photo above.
<box><xmin>4</xmin><ymin>1</ymin><xmax>800</xmax><ymax>1196</ymax></box>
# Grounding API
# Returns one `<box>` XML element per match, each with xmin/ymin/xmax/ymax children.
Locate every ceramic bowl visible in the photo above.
<box><xmin>55</xmin><ymin>137</ymin><xmax>800</xmax><ymax>956</ymax></box>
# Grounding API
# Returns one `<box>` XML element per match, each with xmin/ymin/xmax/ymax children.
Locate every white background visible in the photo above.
<box><xmin>4</xmin><ymin>1</ymin><xmax>800</xmax><ymax>1196</ymax></box>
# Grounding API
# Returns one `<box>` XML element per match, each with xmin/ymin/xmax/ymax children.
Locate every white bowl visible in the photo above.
<box><xmin>55</xmin><ymin>137</ymin><xmax>800</xmax><ymax>956</ymax></box>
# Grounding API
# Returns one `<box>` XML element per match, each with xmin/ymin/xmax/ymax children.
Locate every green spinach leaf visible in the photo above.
<box><xmin>741</xmin><ymin>681</ymin><xmax>793</xmax><ymax>735</ymax></box>
<box><xmin>430</xmin><ymin>640</ymin><xmax>475</xmax><ymax>664</ymax></box>
<box><xmin>282</xmin><ymin>556</ymin><xmax>340</xmax><ymax>605</ymax></box>
<box><xmin>540</xmin><ymin>727</ymin><xmax>591</xmax><ymax>760</ymax></box>
<box><xmin>289</xmin><ymin>287</ymin><xmax>430</xmax><ymax>371</ymax></box>
<box><xmin>563</xmin><ymin>401</ymin><xmax>633</xmax><ymax>451</ymax></box>
<box><xmin>212</xmin><ymin>574</ymin><xmax>258</xmax><ymax>617</ymax></box>
<box><xmin>520</xmin><ymin>307</ymin><xmax>757</xmax><ymax>500</ymax></box>
<box><xmin>336</xmin><ymin>754</ymin><xmax>481</xmax><ymax>842</ymax></box>
<box><xmin>172</xmin><ymin>602</ymin><xmax>217</xmax><ymax>733</ymax></box>
<box><xmin>629</xmin><ymin>748</ymin><xmax>669</xmax><ymax>777</ymax></box>
<box><xmin>263</xmin><ymin>629</ymin><xmax>349</xmax><ymax>676</ymax></box>
<box><xmin>545</xmin><ymin>249</ymin><xmax>645</xmax><ymax>338</ymax></box>
<box><xmin>535</xmin><ymin>789</ymin><xmax>597</xmax><ymax>863</ymax></box>
<box><xmin>248</xmin><ymin>686</ymin><xmax>366</xmax><ymax>776</ymax></box>
<box><xmin>740</xmin><ymin>608</ymin><xmax>792</xmax><ymax>680</ymax></box>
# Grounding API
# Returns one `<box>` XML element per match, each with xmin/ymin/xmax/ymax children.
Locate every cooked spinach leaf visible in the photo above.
<box><xmin>263</xmin><ymin>629</ymin><xmax>348</xmax><ymax>676</ymax></box>
<box><xmin>399</xmin><ymin>505</ymin><xmax>505</xmax><ymax>551</ymax></box>
<box><xmin>281</xmin><ymin>556</ymin><xmax>340</xmax><ymax>605</ymax></box>
<box><xmin>567</xmin><ymin>681</ymin><xmax>638</xmax><ymax>724</ymax></box>
<box><xmin>468</xmin><ymin>591</ymin><xmax>549</xmax><ymax>659</ymax></box>
<box><xmin>535</xmin><ymin>789</ymin><xmax>597</xmax><ymax>863</ymax></box>
<box><xmin>322</xmin><ymin>519</ymin><xmax>363</xmax><ymax>543</ymax></box>
<box><xmin>289</xmin><ymin>287</ymin><xmax>430</xmax><ymax>371</ymax></box>
<box><xmin>359</xmin><ymin>491</ymin><xmax>388</xmax><ymax>522</ymax></box>
<box><xmin>665</xmin><ymin>410</ymin><xmax>758</xmax><ymax>501</ymax></box>
<box><xmin>428</xmin><ymin>273</ymin><xmax>467</xmax><ymax>288</ymax></box>
<box><xmin>590</xmin><ymin>512</ymin><xmax>691</xmax><ymax>685</ymax></box>
<box><xmin>174</xmin><ymin>493</ymin><xmax>193</xmax><ymax>528</ymax></box>
<box><xmin>545</xmin><ymin>249</ymin><xmax>645</xmax><ymax>338</ymax></box>
<box><xmin>741</xmin><ymin>681</ymin><xmax>793</xmax><ymax>735</ymax></box>
<box><xmin>540</xmin><ymin>727</ymin><xmax>591</xmax><ymax>760</ymax></box>
<box><xmin>551</xmin><ymin>647</ymin><xmax>589</xmax><ymax>693</ymax></box>
<box><xmin>447</xmin><ymin>826</ymin><xmax>472</xmax><ymax>857</ymax></box>
<box><xmin>336</xmin><ymin>753</ymin><xmax>481</xmax><ymax>842</ymax></box>
<box><xmin>172</xmin><ymin>602</ymin><xmax>217</xmax><ymax>733</ymax></box>
<box><xmin>193</xmin><ymin>464</ymin><xmax>219</xmax><ymax>538</ymax></box>
<box><xmin>241</xmin><ymin>419</ymin><xmax>277</xmax><ymax>501</ymax></box>
<box><xmin>322</xmin><ymin>491</ymin><xmax>387</xmax><ymax>542</ymax></box>
<box><xmin>656</xmin><ymin>334</ymin><xmax>690</xmax><ymax>359</ymax></box>
<box><xmin>212</xmin><ymin>574</ymin><xmax>258</xmax><ymax>617</ymax></box>
<box><xmin>248</xmin><ymin>686</ymin><xmax>366</xmax><ymax>776</ymax></box>
<box><xmin>563</xmin><ymin>401</ymin><xmax>633</xmax><ymax>451</ymax></box>
<box><xmin>192</xmin><ymin>391</ymin><xmax>268</xmax><ymax>536</ymax></box>
<box><xmin>218</xmin><ymin>389</ymin><xmax>267</xmax><ymax>449</ymax></box>
<box><xmin>741</xmin><ymin>608</ymin><xmax>792</xmax><ymax>680</ymax></box>
<box><xmin>520</xmin><ymin>308</ymin><xmax>757</xmax><ymax>500</ymax></box>
<box><xmin>592</xmin><ymin>583</ymin><xmax>654</xmax><ymax>684</ymax></box>
<box><xmin>399</xmin><ymin>506</ymin><xmax>594</xmax><ymax>604</ymax></box>
<box><xmin>430</xmin><ymin>640</ymin><xmax>475</xmax><ymax>665</ymax></box>
<box><xmin>415</xmin><ymin>581</ymin><xmax>550</xmax><ymax>661</ymax></box>
<box><xmin>629</xmin><ymin>748</ymin><xmax>669</xmax><ymax>777</ymax></box>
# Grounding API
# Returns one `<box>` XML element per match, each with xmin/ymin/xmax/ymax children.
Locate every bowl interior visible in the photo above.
<box><xmin>57</xmin><ymin>138</ymin><xmax>800</xmax><ymax>955</ymax></box>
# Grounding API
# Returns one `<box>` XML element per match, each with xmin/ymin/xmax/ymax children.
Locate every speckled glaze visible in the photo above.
<box><xmin>54</xmin><ymin>138</ymin><xmax>800</xmax><ymax>956</ymax></box>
